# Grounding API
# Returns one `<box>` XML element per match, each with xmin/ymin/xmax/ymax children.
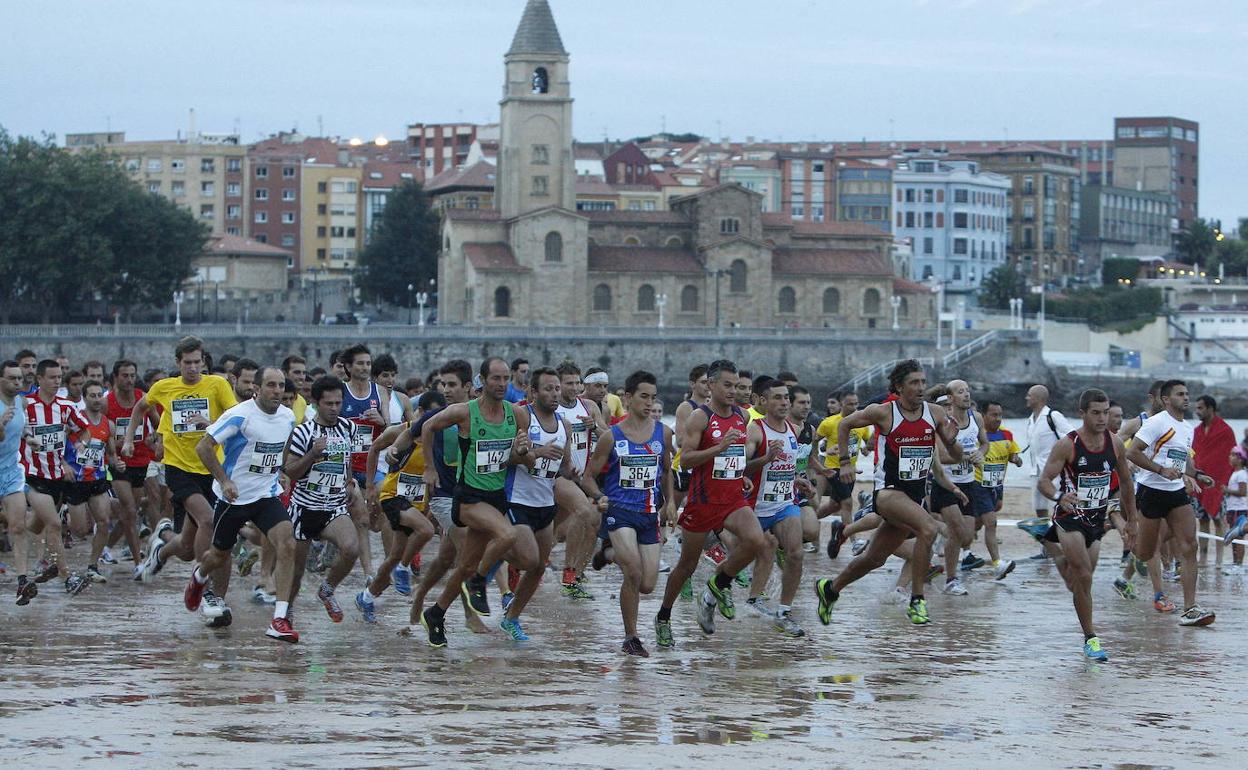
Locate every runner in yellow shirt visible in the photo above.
<box><xmin>816</xmin><ymin>392</ymin><xmax>872</xmax><ymax>557</ymax></box>
<box><xmin>970</xmin><ymin>400</ymin><xmax>1022</xmax><ymax>579</ymax></box>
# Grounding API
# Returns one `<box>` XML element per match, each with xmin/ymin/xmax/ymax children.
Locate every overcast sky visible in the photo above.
<box><xmin>4</xmin><ymin>0</ymin><xmax>1244</xmax><ymax>226</ymax></box>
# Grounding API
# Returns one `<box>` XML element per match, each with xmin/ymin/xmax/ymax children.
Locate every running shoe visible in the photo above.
<box><xmin>857</xmin><ymin>490</ymin><xmax>873</xmax><ymax>510</ymax></box>
<box><xmin>655</xmin><ymin>616</ymin><xmax>675</xmax><ymax>648</ymax></box>
<box><xmin>141</xmin><ymin>539</ymin><xmax>168</xmax><ymax>582</ymax></box>
<box><xmin>659</xmin><ymin>560</ymin><xmax>672</xmax><ymax>573</ymax></box>
<box><xmin>131</xmin><ymin>563</ymin><xmax>144</xmax><ymax>581</ymax></box>
<box><xmin>705</xmin><ymin>577</ymin><xmax>736</xmax><ymax>619</ymax></box>
<box><xmin>1027</xmin><ymin>549</ymin><xmax>1051</xmax><ymax>561</ymax></box>
<box><xmin>500</xmin><ymin>617</ymin><xmax>530</xmax><ymax>641</ymax></box>
<box><xmin>960</xmin><ymin>553</ymin><xmax>986</xmax><ymax>571</ymax></box>
<box><xmin>501</xmin><ymin>591</ymin><xmax>515</xmax><ymax>614</ymax></box>
<box><xmin>1112</xmin><ymin>578</ymin><xmax>1137</xmax><ymax>600</ymax></box>
<box><xmin>462</xmin><ymin>574</ymin><xmax>491</xmax><ymax>616</ymax></box>
<box><xmin>924</xmin><ymin>563</ymin><xmax>944</xmax><ymax>583</ymax></box>
<box><xmin>1161</xmin><ymin>567</ymin><xmax>1180</xmax><ymax>583</ymax></box>
<box><xmin>119</xmin><ymin>545</ymin><xmax>133</xmax><ymax>561</ymax></box>
<box><xmin>1178</xmin><ymin>605</ymin><xmax>1216</xmax><ymax>627</ymax></box>
<box><xmin>203</xmin><ymin>600</ymin><xmax>232</xmax><ymax>628</ymax></box>
<box><xmin>851</xmin><ymin>538</ymin><xmax>868</xmax><ymax>556</ymax></box>
<box><xmin>942</xmin><ymin>578</ymin><xmax>968</xmax><ymax>596</ymax></box>
<box><xmin>64</xmin><ymin>573</ymin><xmax>89</xmax><ymax>596</ymax></box>
<box><xmin>1083</xmin><ymin>636</ymin><xmax>1108</xmax><ymax>662</ymax></box>
<box><xmin>99</xmin><ymin>548</ymin><xmax>118</xmax><ymax>565</ymax></box>
<box><xmin>745</xmin><ymin>596</ymin><xmax>774</xmax><ymax>618</ymax></box>
<box><xmin>420</xmin><ymin>607</ymin><xmax>447</xmax><ymax>648</ymax></box>
<box><xmin>200</xmin><ymin>588</ymin><xmax>227</xmax><ymax>618</ymax></box>
<box><xmin>907</xmin><ymin>597</ymin><xmax>930</xmax><ymax>625</ymax></box>
<box><xmin>733</xmin><ymin>570</ymin><xmax>750</xmax><ymax>589</ymax></box>
<box><xmin>266</xmin><ymin>617</ymin><xmax>299</xmax><ymax>644</ymax></box>
<box><xmin>561</xmin><ymin>581</ymin><xmax>594</xmax><ymax>601</ymax></box>
<box><xmin>1016</xmin><ymin>517</ymin><xmax>1051</xmax><ymax>541</ymax></box>
<box><xmin>34</xmin><ymin>559</ymin><xmax>59</xmax><ymax>584</ymax></box>
<box><xmin>1153</xmin><ymin>593</ymin><xmax>1176</xmax><ymax>613</ymax></box>
<box><xmin>138</xmin><ymin>524</ymin><xmax>151</xmax><ymax>539</ymax></box>
<box><xmin>15</xmin><ymin>577</ymin><xmax>37</xmax><ymax>606</ymax></box>
<box><xmin>992</xmin><ymin>559</ymin><xmax>1016</xmax><ymax>580</ymax></box>
<box><xmin>773</xmin><ymin>610</ymin><xmax>806</xmax><ymax>637</ymax></box>
<box><xmin>703</xmin><ymin>544</ymin><xmax>728</xmax><ymax>566</ymax></box>
<box><xmin>814</xmin><ymin>578</ymin><xmax>838</xmax><ymax>625</ymax></box>
<box><xmin>1223</xmin><ymin>514</ymin><xmax>1247</xmax><ymax>545</ymax></box>
<box><xmin>252</xmin><ymin>586</ymin><xmax>276</xmax><ymax>604</ymax></box>
<box><xmin>392</xmin><ymin>565</ymin><xmax>412</xmax><ymax>596</ymax></box>
<box><xmin>826</xmin><ymin>520</ymin><xmax>846</xmax><ymax>559</ymax></box>
<box><xmin>621</xmin><ymin>636</ymin><xmax>649</xmax><ymax>657</ymax></box>
<box><xmin>236</xmin><ymin>548</ymin><xmax>259</xmax><ymax>577</ymax></box>
<box><xmin>355</xmin><ymin>592</ymin><xmax>377</xmax><ymax>623</ymax></box>
<box><xmin>317</xmin><ymin>581</ymin><xmax>344</xmax><ymax>622</ymax></box>
<box><xmin>679</xmin><ymin>578</ymin><xmax>693</xmax><ymax>600</ymax></box>
<box><xmin>86</xmin><ymin>564</ymin><xmax>108</xmax><ymax>583</ymax></box>
<box><xmin>802</xmin><ymin>541</ymin><xmax>817</xmax><ymax>553</ymax></box>
<box><xmin>184</xmin><ymin>574</ymin><xmax>206</xmax><ymax>611</ymax></box>
<box><xmin>695</xmin><ymin>592</ymin><xmax>717</xmax><ymax>634</ymax></box>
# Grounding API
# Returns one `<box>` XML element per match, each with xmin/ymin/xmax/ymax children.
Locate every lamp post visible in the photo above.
<box><xmin>890</xmin><ymin>295</ymin><xmax>901</xmax><ymax>330</ymax></box>
<box><xmin>173</xmin><ymin>290</ymin><xmax>185</xmax><ymax>328</ymax></box>
<box><xmin>656</xmin><ymin>292</ymin><xmax>668</xmax><ymax>328</ymax></box>
<box><xmin>417</xmin><ymin>290</ymin><xmax>429</xmax><ymax>327</ymax></box>
<box><xmin>407</xmin><ymin>283</ymin><xmax>414</xmax><ymax>325</ymax></box>
<box><xmin>1031</xmin><ymin>283</ymin><xmax>1045</xmax><ymax>346</ymax></box>
<box><xmin>308</xmin><ymin>268</ymin><xmax>321</xmax><ymax>325</ymax></box>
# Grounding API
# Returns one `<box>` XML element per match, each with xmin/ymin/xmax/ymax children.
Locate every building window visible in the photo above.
<box><xmin>226</xmin><ymin>182</ymin><xmax>241</xmax><ymax>197</ymax></box>
<box><xmin>281</xmin><ymin>234</ymin><xmax>295</xmax><ymax>247</ymax></box>
<box><xmin>200</xmin><ymin>205</ymin><xmax>214</xmax><ymax>220</ymax></box>
<box><xmin>863</xmin><ymin>288</ymin><xmax>881</xmax><ymax>316</ymax></box>
<box><xmin>644</xmin><ymin>200</ymin><xmax>656</xmax><ymax>211</ymax></box>
<box><xmin>147</xmin><ymin>182</ymin><xmax>161</xmax><ymax>194</ymax></box>
<box><xmin>924</xmin><ymin>212</ymin><xmax>934</xmax><ymax>228</ymax></box>
<box><xmin>227</xmin><ymin>205</ymin><xmax>240</xmax><ymax>219</ymax></box>
<box><xmin>226</xmin><ymin>227</ymin><xmax>241</xmax><ymax>236</ymax></box>
<box><xmin>1022</xmin><ymin>175</ymin><xmax>1034</xmax><ymax>195</ymax></box>
<box><xmin>778</xmin><ymin>286</ymin><xmax>797</xmax><ymax>314</ymax></box>
<box><xmin>953</xmin><ymin>265</ymin><xmax>963</xmax><ymax>280</ymax></box>
<box><xmin>680</xmin><ymin>285</ymin><xmax>699</xmax><ymax>312</ymax></box>
<box><xmin>592</xmin><ymin>284</ymin><xmax>612</xmax><ymax>312</ymax></box>
<box><xmin>494</xmin><ymin>286</ymin><xmax>511</xmax><ymax>318</ymax></box>
<box><xmin>954</xmin><ymin>188</ymin><xmax>969</xmax><ymax>204</ymax></box>
<box><xmin>953</xmin><ymin>238</ymin><xmax>968</xmax><ymax>255</ymax></box>
<box><xmin>200</xmin><ymin>158</ymin><xmax>215</xmax><ymax>173</ymax></box>
<box><xmin>720</xmin><ymin>218</ymin><xmax>740</xmax><ymax>235</ymax></box>
<box><xmin>146</xmin><ymin>158</ymin><xmax>162</xmax><ymax>172</ymax></box>
<box><xmin>923</xmin><ymin>237</ymin><xmax>933</xmax><ymax>255</ymax></box>
<box><xmin>624</xmin><ymin>236</ymin><xmax>641</xmax><ymax>246</ymax></box>
<box><xmin>330</xmin><ymin>226</ymin><xmax>345</xmax><ymax>237</ymax></box>
<box><xmin>905</xmin><ymin>212</ymin><xmax>915</xmax><ymax>228</ymax></box>
<box><xmin>898</xmin><ymin>297</ymin><xmax>909</xmax><ymax>317</ymax></box>
<box><xmin>637</xmin><ymin>284</ymin><xmax>656</xmax><ymax>312</ymax></box>
<box><xmin>282</xmin><ymin>212</ymin><xmax>295</xmax><ymax>224</ymax></box>
<box><xmin>545</xmin><ymin>231</ymin><xmax>563</xmax><ymax>262</ymax></box>
<box><xmin>729</xmin><ymin>259</ymin><xmax>748</xmax><ymax>293</ymax></box>
<box><xmin>466</xmin><ymin>196</ymin><xmax>479</xmax><ymax>210</ymax></box>
<box><xmin>255</xmin><ymin>234</ymin><xmax>267</xmax><ymax>244</ymax></box>
<box><xmin>227</xmin><ymin>158</ymin><xmax>241</xmax><ymax>173</ymax></box>
<box><xmin>282</xmin><ymin>188</ymin><xmax>296</xmax><ymax>201</ymax></box>
<box><xmin>199</xmin><ymin>181</ymin><xmax>214</xmax><ymax>196</ymax></box>
<box><xmin>922</xmin><ymin>265</ymin><xmax>934</xmax><ymax>279</ymax></box>
<box><xmin>822</xmin><ymin>287</ymin><xmax>840</xmax><ymax>314</ymax></box>
<box><xmin>171</xmin><ymin>181</ymin><xmax>185</xmax><ymax>197</ymax></box>
<box><xmin>317</xmin><ymin>226</ymin><xmax>327</xmax><ymax>238</ymax></box>
<box><xmin>317</xmin><ymin>181</ymin><xmax>327</xmax><ymax>193</ymax></box>
<box><xmin>255</xmin><ymin>188</ymin><xmax>268</xmax><ymax>200</ymax></box>
<box><xmin>254</xmin><ymin>211</ymin><xmax>268</xmax><ymax>224</ymax></box>
<box><xmin>282</xmin><ymin>166</ymin><xmax>296</xmax><ymax>179</ymax></box>
<box><xmin>532</xmin><ymin>67</ymin><xmax>549</xmax><ymax>94</ymax></box>
<box><xmin>532</xmin><ymin>176</ymin><xmax>548</xmax><ymax>196</ymax></box>
<box><xmin>532</xmin><ymin>144</ymin><xmax>549</xmax><ymax>165</ymax></box>
<box><xmin>256</xmin><ymin>166</ymin><xmax>268</xmax><ymax>179</ymax></box>
<box><xmin>954</xmin><ymin>212</ymin><xmax>968</xmax><ymax>228</ymax></box>
<box><xmin>666</xmin><ymin>236</ymin><xmax>683</xmax><ymax>247</ymax></box>
<box><xmin>922</xmin><ymin>189</ymin><xmax>934</xmax><ymax>203</ymax></box>
<box><xmin>171</xmin><ymin>158</ymin><xmax>185</xmax><ymax>172</ymax></box>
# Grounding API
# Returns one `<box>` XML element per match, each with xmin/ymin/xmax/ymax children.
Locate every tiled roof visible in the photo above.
<box><xmin>426</xmin><ymin>160</ymin><xmax>496</xmax><ymax>192</ymax></box>
<box><xmin>761</xmin><ymin>214</ymin><xmax>890</xmax><ymax>238</ymax></box>
<box><xmin>362</xmin><ymin>161</ymin><xmax>422</xmax><ymax>189</ymax></box>
<box><xmin>772</xmin><ymin>248</ymin><xmax>892</xmax><ymax>276</ymax></box>
<box><xmin>508</xmin><ymin>0</ymin><xmax>566</xmax><ymax>55</ymax></box>
<box><xmin>463</xmin><ymin>242</ymin><xmax>527</xmax><ymax>271</ymax></box>
<box><xmin>574</xmin><ymin>177</ymin><xmax>617</xmax><ymax>196</ymax></box>
<box><xmin>588</xmin><ymin>245</ymin><xmax>703</xmax><ymax>274</ymax></box>
<box><xmin>893</xmin><ymin>277</ymin><xmax>932</xmax><ymax>294</ymax></box>
<box><xmin>584</xmin><ymin>210</ymin><xmax>687</xmax><ymax>224</ymax></box>
<box><xmin>206</xmin><ymin>234</ymin><xmax>291</xmax><ymax>258</ymax></box>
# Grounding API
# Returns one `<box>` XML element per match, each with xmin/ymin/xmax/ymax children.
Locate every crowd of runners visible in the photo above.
<box><xmin>1</xmin><ymin>338</ymin><xmax>1239</xmax><ymax>661</ymax></box>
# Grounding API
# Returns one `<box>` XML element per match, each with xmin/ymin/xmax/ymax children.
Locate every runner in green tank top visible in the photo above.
<box><xmin>415</xmin><ymin>357</ymin><xmax>536</xmax><ymax>648</ymax></box>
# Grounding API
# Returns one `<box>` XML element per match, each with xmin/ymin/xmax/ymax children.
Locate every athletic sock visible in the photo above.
<box><xmin>366</xmin><ymin>588</ymin><xmax>381</xmax><ymax>601</ymax></box>
<box><xmin>911</xmin><ymin>594</ymin><xmax>924</xmax><ymax>603</ymax></box>
<box><xmin>713</xmin><ymin>571</ymin><xmax>734</xmax><ymax>590</ymax></box>
<box><xmin>274</xmin><ymin>601</ymin><xmax>289</xmax><ymax>619</ymax></box>
<box><xmin>778</xmin><ymin>604</ymin><xmax>791</xmax><ymax>615</ymax></box>
<box><xmin>1085</xmin><ymin>633</ymin><xmax>1095</xmax><ymax>641</ymax></box>
<box><xmin>657</xmin><ymin>605</ymin><xmax>672</xmax><ymax>622</ymax></box>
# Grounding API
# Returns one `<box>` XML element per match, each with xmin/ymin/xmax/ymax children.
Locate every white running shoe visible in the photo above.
<box><xmin>200</xmin><ymin>590</ymin><xmax>228</xmax><ymax>619</ymax></box>
<box><xmin>745</xmin><ymin>597</ymin><xmax>775</xmax><ymax>617</ymax></box>
<box><xmin>942</xmin><ymin>578</ymin><xmax>968</xmax><ymax>596</ymax></box>
<box><xmin>993</xmin><ymin>559</ymin><xmax>1016</xmax><ymax>580</ymax></box>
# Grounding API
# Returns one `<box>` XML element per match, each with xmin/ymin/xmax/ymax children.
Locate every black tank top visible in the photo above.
<box><xmin>1059</xmin><ymin>429</ymin><xmax>1116</xmax><ymax>519</ymax></box>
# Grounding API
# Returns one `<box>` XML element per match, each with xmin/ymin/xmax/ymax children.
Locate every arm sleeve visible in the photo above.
<box><xmin>1133</xmin><ymin>417</ymin><xmax>1161</xmax><ymax>454</ymax></box>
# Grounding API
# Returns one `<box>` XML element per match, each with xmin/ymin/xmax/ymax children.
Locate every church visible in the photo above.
<box><xmin>437</xmin><ymin>0</ymin><xmax>933</xmax><ymax>329</ymax></box>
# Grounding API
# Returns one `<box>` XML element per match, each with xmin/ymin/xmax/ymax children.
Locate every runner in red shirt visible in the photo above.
<box><xmin>654</xmin><ymin>359</ymin><xmax>768</xmax><ymax>649</ymax></box>
<box><xmin>105</xmin><ymin>359</ymin><xmax>155</xmax><ymax>577</ymax></box>
<box><xmin>1193</xmin><ymin>395</ymin><xmax>1236</xmax><ymax>561</ymax></box>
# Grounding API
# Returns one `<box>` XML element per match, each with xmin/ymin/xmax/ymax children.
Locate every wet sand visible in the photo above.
<box><xmin>2</xmin><ymin>487</ymin><xmax>1245</xmax><ymax>768</ymax></box>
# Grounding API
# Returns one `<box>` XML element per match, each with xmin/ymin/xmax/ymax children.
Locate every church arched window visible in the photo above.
<box><xmin>532</xmin><ymin>67</ymin><xmax>549</xmax><ymax>94</ymax></box>
<box><xmin>494</xmin><ymin>286</ymin><xmax>511</xmax><ymax>318</ymax></box>
<box><xmin>545</xmin><ymin>231</ymin><xmax>562</xmax><ymax>262</ymax></box>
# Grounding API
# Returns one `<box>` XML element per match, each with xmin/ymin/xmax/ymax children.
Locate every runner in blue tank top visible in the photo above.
<box><xmin>582</xmin><ymin>370</ymin><xmax>674</xmax><ymax>657</ymax></box>
<box><xmin>1</xmin><ymin>360</ymin><xmax>37</xmax><ymax>605</ymax></box>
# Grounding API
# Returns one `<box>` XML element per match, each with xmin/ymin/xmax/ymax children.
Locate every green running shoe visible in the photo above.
<box><xmin>706</xmin><ymin>577</ymin><xmax>736</xmax><ymax>620</ymax></box>
<box><xmin>814</xmin><ymin>578</ymin><xmax>838</xmax><ymax>625</ymax></box>
<box><xmin>655</xmin><ymin>616</ymin><xmax>675</xmax><ymax>648</ymax></box>
<box><xmin>906</xmin><ymin>597</ymin><xmax>930</xmax><ymax>625</ymax></box>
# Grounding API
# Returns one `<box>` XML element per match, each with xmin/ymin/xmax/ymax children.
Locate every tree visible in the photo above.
<box><xmin>1101</xmin><ymin>257</ymin><xmax>1139</xmax><ymax>285</ymax></box>
<box><xmin>1212</xmin><ymin>237</ymin><xmax>1248</xmax><ymax>278</ymax></box>
<box><xmin>1175</xmin><ymin>219</ymin><xmax>1218</xmax><ymax>266</ymax></box>
<box><xmin>978</xmin><ymin>263</ymin><xmax>1029</xmax><ymax>310</ymax></box>
<box><xmin>355</xmin><ymin>181</ymin><xmax>440</xmax><ymax>307</ymax></box>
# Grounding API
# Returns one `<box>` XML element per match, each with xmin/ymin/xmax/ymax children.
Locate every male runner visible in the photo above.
<box><xmin>655</xmin><ymin>359</ymin><xmax>769</xmax><ymax>648</ymax></box>
<box><xmin>282</xmin><ymin>375</ymin><xmax>362</xmax><ymax>629</ymax></box>
<box><xmin>1125</xmin><ymin>380</ymin><xmax>1216</xmax><ymax>626</ymax></box>
<box><xmin>281</xmin><ymin>355</ymin><xmax>310</xmax><ymax>424</ymax></box>
<box><xmin>125</xmin><ymin>337</ymin><xmax>237</xmax><ymax>606</ymax></box>
<box><xmin>932</xmin><ymin>379</ymin><xmax>989</xmax><ymax>595</ymax></box>
<box><xmin>1192</xmin><ymin>395</ymin><xmax>1234</xmax><ymax>565</ymax></box>
<box><xmin>190</xmin><ymin>367</ymin><xmax>297</xmax><ymax>634</ymax></box>
<box><xmin>504</xmin><ymin>358</ymin><xmax>530</xmax><ymax>403</ymax></box>
<box><xmin>418</xmin><ymin>357</ymin><xmax>535</xmax><ymax>648</ymax></box>
<box><xmin>816</xmin><ymin>392</ymin><xmax>872</xmax><ymax>557</ymax></box>
<box><xmin>106</xmin><ymin>359</ymin><xmax>156</xmax><ymax>578</ymax></box>
<box><xmin>1</xmin><ymin>361</ymin><xmax>37</xmax><ymax>604</ymax></box>
<box><xmin>1037</xmin><ymin>388</ymin><xmax>1138</xmax><ymax>660</ymax></box>
<box><xmin>339</xmin><ymin>344</ymin><xmax>389</xmax><ymax>582</ymax></box>
<box><xmin>554</xmin><ymin>361</ymin><xmax>608</xmax><ymax>599</ymax></box>
<box><xmin>584</xmin><ymin>370</ymin><xmax>674</xmax><ymax>657</ymax></box>
<box><xmin>66</xmin><ymin>382</ymin><xmax>122</xmax><ymax>583</ymax></box>
<box><xmin>1114</xmin><ymin>380</ymin><xmax>1172</xmax><ymax>610</ymax></box>
<box><xmin>814</xmin><ymin>359</ymin><xmax>964</xmax><ymax>626</ymax></box>
<box><xmin>789</xmin><ymin>385</ymin><xmax>821</xmax><ymax>552</ymax></box>
<box><xmin>497</xmin><ymin>367</ymin><xmax>570</xmax><ymax>641</ymax></box>
<box><xmin>671</xmin><ymin>364</ymin><xmax>711</xmax><ymax>512</ymax></box>
<box><xmin>971</xmin><ymin>400</ymin><xmax>1021</xmax><ymax>580</ymax></box>
<box><xmin>16</xmin><ymin>350</ymin><xmax>38</xmax><ymax>395</ymax></box>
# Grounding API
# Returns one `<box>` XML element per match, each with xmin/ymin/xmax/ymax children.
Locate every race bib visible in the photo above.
<box><xmin>33</xmin><ymin>424</ymin><xmax>65</xmax><ymax>452</ymax></box>
<box><xmin>475</xmin><ymin>438</ymin><xmax>513</xmax><ymax>474</ymax></box>
<box><xmin>898</xmin><ymin>446</ymin><xmax>933</xmax><ymax>481</ymax></box>
<box><xmin>619</xmin><ymin>454</ymin><xmax>659</xmax><ymax>490</ymax></box>
<box><xmin>115</xmin><ymin>416</ymin><xmax>143</xmax><ymax>441</ymax></box>
<box><xmin>351</xmin><ymin>424</ymin><xmax>374</xmax><ymax>454</ymax></box>
<box><xmin>397</xmin><ymin>472</ymin><xmax>425</xmax><ymax>501</ymax></box>
<box><xmin>1163</xmin><ymin>446</ymin><xmax>1188</xmax><ymax>472</ymax></box>
<box><xmin>712</xmin><ymin>444</ymin><xmax>745</xmax><ymax>480</ymax></box>
<box><xmin>847</xmin><ymin>433</ymin><xmax>860</xmax><ymax>456</ymax></box>
<box><xmin>171</xmin><ymin>398</ymin><xmax>209</xmax><ymax>434</ymax></box>
<box><xmin>248</xmin><ymin>441</ymin><xmax>284</xmax><ymax>475</ymax></box>
<box><xmin>950</xmin><ymin>437</ymin><xmax>977</xmax><ymax>477</ymax></box>
<box><xmin>570</xmin><ymin>422</ymin><xmax>590</xmax><ymax>453</ymax></box>
<box><xmin>761</xmin><ymin>468</ymin><xmax>795</xmax><ymax>503</ymax></box>
<box><xmin>306</xmin><ymin>460</ymin><xmax>346</xmax><ymax>495</ymax></box>
<box><xmin>1076</xmin><ymin>472</ymin><xmax>1111</xmax><ymax>511</ymax></box>
<box><xmin>79</xmin><ymin>440</ymin><xmax>106</xmax><ymax>469</ymax></box>
<box><xmin>528</xmin><ymin>453</ymin><xmax>560</xmax><ymax>480</ymax></box>
<box><xmin>981</xmin><ymin>462</ymin><xmax>1006</xmax><ymax>488</ymax></box>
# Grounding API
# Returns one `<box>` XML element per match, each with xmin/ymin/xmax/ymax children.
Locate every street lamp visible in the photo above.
<box><xmin>417</xmin><ymin>290</ymin><xmax>429</xmax><ymax>327</ymax></box>
<box><xmin>890</xmin><ymin>295</ymin><xmax>901</xmax><ymax>330</ymax></box>
<box><xmin>656</xmin><ymin>292</ymin><xmax>668</xmax><ymax>328</ymax></box>
<box><xmin>1009</xmin><ymin>297</ymin><xmax>1023</xmax><ymax>329</ymax></box>
<box><xmin>173</xmin><ymin>291</ymin><xmax>185</xmax><ymax>328</ymax></box>
<box><xmin>407</xmin><ymin>283</ymin><xmax>414</xmax><ymax>325</ymax></box>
